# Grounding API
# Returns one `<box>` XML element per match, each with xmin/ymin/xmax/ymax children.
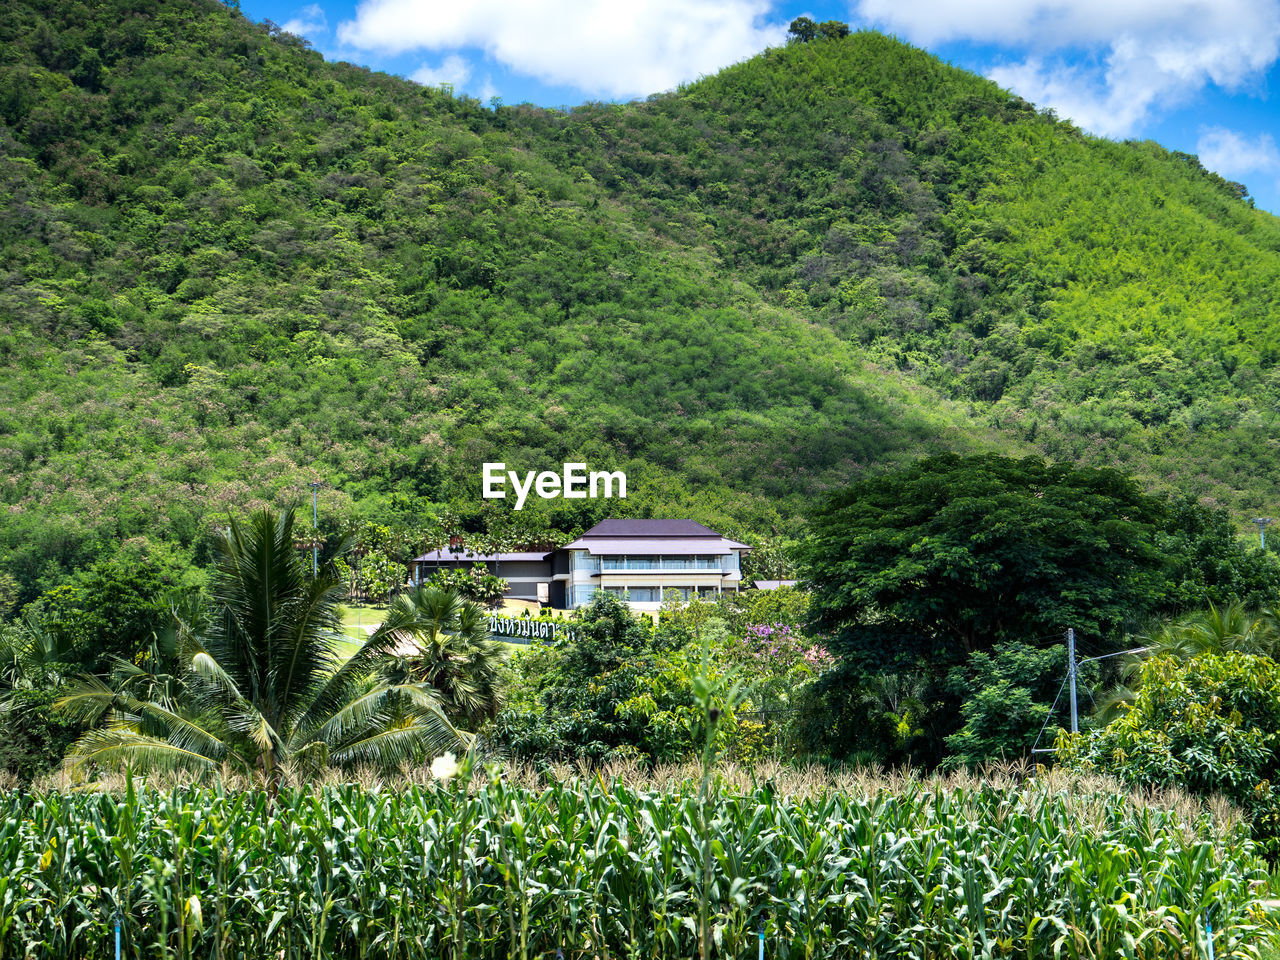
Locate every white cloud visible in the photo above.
<box><xmin>853</xmin><ymin>0</ymin><xmax>1280</xmax><ymax>137</ymax></box>
<box><xmin>337</xmin><ymin>0</ymin><xmax>788</xmax><ymax>98</ymax></box>
<box><xmin>1196</xmin><ymin>126</ymin><xmax>1280</xmax><ymax>179</ymax></box>
<box><xmin>411</xmin><ymin>55</ymin><xmax>474</xmax><ymax>90</ymax></box>
<box><xmin>281</xmin><ymin>3</ymin><xmax>328</xmax><ymax>38</ymax></box>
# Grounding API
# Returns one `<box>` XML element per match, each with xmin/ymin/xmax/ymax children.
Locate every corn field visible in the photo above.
<box><xmin>6</xmin><ymin>771</ymin><xmax>1276</xmax><ymax>959</ymax></box>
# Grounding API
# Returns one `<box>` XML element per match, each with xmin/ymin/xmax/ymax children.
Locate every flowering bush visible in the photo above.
<box><xmin>713</xmin><ymin>623</ymin><xmax>833</xmax><ymax>760</ymax></box>
<box><xmin>734</xmin><ymin>623</ymin><xmax>834</xmax><ymax>676</ymax></box>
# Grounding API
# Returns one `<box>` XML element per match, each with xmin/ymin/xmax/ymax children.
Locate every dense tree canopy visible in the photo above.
<box><xmin>801</xmin><ymin>454</ymin><xmax>1172</xmax><ymax>663</ymax></box>
<box><xmin>797</xmin><ymin>454</ymin><xmax>1280</xmax><ymax>766</ymax></box>
<box><xmin>0</xmin><ymin>0</ymin><xmax>1278</xmax><ymax>607</ymax></box>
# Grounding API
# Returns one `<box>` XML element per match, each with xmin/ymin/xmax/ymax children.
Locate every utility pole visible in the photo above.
<box><xmin>1253</xmin><ymin>517</ymin><xmax>1272</xmax><ymax>550</ymax></box>
<box><xmin>310</xmin><ymin>481</ymin><xmax>322</xmax><ymax>577</ymax></box>
<box><xmin>1067</xmin><ymin>627</ymin><xmax>1078</xmax><ymax>734</ymax></box>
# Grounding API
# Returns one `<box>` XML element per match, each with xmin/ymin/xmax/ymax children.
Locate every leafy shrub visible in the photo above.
<box><xmin>0</xmin><ymin>688</ymin><xmax>81</xmax><ymax>783</ymax></box>
<box><xmin>496</xmin><ymin>595</ymin><xmax>827</xmax><ymax>764</ymax></box>
<box><xmin>1061</xmin><ymin>652</ymin><xmax>1280</xmax><ymax>858</ymax></box>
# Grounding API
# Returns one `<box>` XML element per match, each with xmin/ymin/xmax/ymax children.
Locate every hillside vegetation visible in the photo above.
<box><xmin>1</xmin><ymin>0</ymin><xmax>1278</xmax><ymax>596</ymax></box>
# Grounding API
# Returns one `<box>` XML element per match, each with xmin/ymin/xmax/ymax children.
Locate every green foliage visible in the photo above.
<box><xmin>787</xmin><ymin>17</ymin><xmax>817</xmax><ymax>42</ymax></box>
<box><xmin>563</xmin><ymin>29</ymin><xmax>1280</xmax><ymax>520</ymax></box>
<box><xmin>496</xmin><ymin>594</ymin><xmax>819</xmax><ymax>763</ymax></box>
<box><xmin>495</xmin><ymin>592</ymin><xmax>672</xmax><ymax>761</ymax></box>
<box><xmin>942</xmin><ymin>641</ymin><xmax>1076</xmax><ymax>767</ymax></box>
<box><xmin>797</xmin><ymin>454</ymin><xmax>1280</xmax><ymax>767</ymax></box>
<box><xmin>2</xmin><ymin>0</ymin><xmax>1280</xmax><ymax>667</ymax></box>
<box><xmin>56</xmin><ymin>508</ymin><xmax>467</xmax><ymax>786</ymax></box>
<box><xmin>0</xmin><ymin>776</ymin><xmax>1268</xmax><ymax>957</ymax></box>
<box><xmin>426</xmin><ymin>564</ymin><xmax>508</xmax><ymax>607</ymax></box>
<box><xmin>0</xmin><ymin>2</ymin><xmax>993</xmax><ymax>601</ymax></box>
<box><xmin>380</xmin><ymin>586</ymin><xmax>509</xmax><ymax>725</ymax></box>
<box><xmin>731</xmin><ymin>585</ymin><xmax>810</xmax><ymax>629</ymax></box>
<box><xmin>6</xmin><ymin>0</ymin><xmax>1280</xmax><ymax>607</ymax></box>
<box><xmin>1062</xmin><ymin>652</ymin><xmax>1280</xmax><ymax>858</ymax></box>
<box><xmin>1158</xmin><ymin>499</ymin><xmax>1280</xmax><ymax>610</ymax></box>
<box><xmin>1095</xmin><ymin>602</ymin><xmax>1280</xmax><ymax>722</ymax></box>
<box><xmin>350</xmin><ymin>549</ymin><xmax>400</xmax><ymax>604</ymax></box>
<box><xmin>802</xmin><ymin>454</ymin><xmax>1171</xmax><ymax>665</ymax></box>
<box><xmin>0</xmin><ymin>688</ymin><xmax>81</xmax><ymax>783</ymax></box>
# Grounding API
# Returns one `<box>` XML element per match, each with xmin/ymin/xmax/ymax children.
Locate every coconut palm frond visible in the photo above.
<box><xmin>127</xmin><ymin>700</ymin><xmax>230</xmax><ymax>760</ymax></box>
<box><xmin>287</xmin><ymin>739</ymin><xmax>331</xmax><ymax>783</ymax></box>
<box><xmin>273</xmin><ymin>573</ymin><xmax>347</xmax><ymax>720</ymax></box>
<box><xmin>0</xmin><ymin>610</ymin><xmax>77</xmax><ymax>690</ymax></box>
<box><xmin>1164</xmin><ymin>600</ymin><xmax>1266</xmax><ymax>658</ymax></box>
<box><xmin>1093</xmin><ymin>683</ymin><xmax>1140</xmax><ymax>725</ymax></box>
<box><xmin>453</xmin><ymin>601</ymin><xmax>495</xmax><ymax>646</ymax></box>
<box><xmin>64</xmin><ymin>726</ymin><xmax>223</xmax><ymax>774</ymax></box>
<box><xmin>222</xmin><ymin>699</ymin><xmax>283</xmax><ymax>755</ymax></box>
<box><xmin>293</xmin><ymin>598</ymin><xmax>441</xmax><ymax>735</ymax></box>
<box><xmin>329</xmin><ymin>714</ymin><xmax>470</xmax><ymax>767</ymax></box>
<box><xmin>53</xmin><ymin>675</ymin><xmax>122</xmax><ymax>725</ymax></box>
<box><xmin>184</xmin><ymin>645</ymin><xmax>247</xmax><ymax>704</ymax></box>
<box><xmin>299</xmin><ymin>682</ymin><xmax>424</xmax><ymax>749</ymax></box>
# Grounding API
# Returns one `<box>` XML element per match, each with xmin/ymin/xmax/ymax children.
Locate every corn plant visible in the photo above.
<box><xmin>0</xmin><ymin>772</ymin><xmax>1274</xmax><ymax>958</ymax></box>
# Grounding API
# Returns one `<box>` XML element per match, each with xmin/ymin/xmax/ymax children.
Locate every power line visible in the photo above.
<box><xmin>1078</xmin><ymin>645</ymin><xmax>1151</xmax><ymax>665</ymax></box>
<box><xmin>1071</xmin><ymin>635</ymin><xmax>1105</xmax><ymax>657</ymax></box>
<box><xmin>1030</xmin><ymin>674</ymin><xmax>1069</xmax><ymax>755</ymax></box>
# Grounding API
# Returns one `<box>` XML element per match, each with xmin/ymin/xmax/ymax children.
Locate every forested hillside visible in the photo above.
<box><xmin>1</xmin><ymin>0</ymin><xmax>1278</xmax><ymax>599</ymax></box>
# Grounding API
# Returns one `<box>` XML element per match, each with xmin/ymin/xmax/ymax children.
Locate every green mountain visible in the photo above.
<box><xmin>1</xmin><ymin>0</ymin><xmax>1278</xmax><ymax>597</ymax></box>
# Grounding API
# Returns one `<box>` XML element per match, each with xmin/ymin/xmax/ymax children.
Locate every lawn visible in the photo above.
<box><xmin>335</xmin><ymin>604</ymin><xmax>386</xmax><ymax>660</ymax></box>
<box><xmin>333</xmin><ymin>603</ymin><xmax>531</xmax><ymax>656</ymax></box>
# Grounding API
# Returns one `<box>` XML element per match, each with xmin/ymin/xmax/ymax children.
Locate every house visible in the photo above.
<box><xmin>410</xmin><ymin>519</ymin><xmax>751</xmax><ymax>612</ymax></box>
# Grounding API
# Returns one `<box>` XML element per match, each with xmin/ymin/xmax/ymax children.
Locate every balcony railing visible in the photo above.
<box><xmin>599</xmin><ymin>558</ymin><xmax>724</xmax><ymax>572</ymax></box>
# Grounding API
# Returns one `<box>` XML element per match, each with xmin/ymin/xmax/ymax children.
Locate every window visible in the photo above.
<box><xmin>663</xmin><ymin>586</ymin><xmax>719</xmax><ymax>602</ymax></box>
<box><xmin>572</xmin><ymin>551</ymin><xmax>600</xmax><ymax>573</ymax></box>
<box><xmin>603</xmin><ymin>586</ymin><xmax>659</xmax><ymax>602</ymax></box>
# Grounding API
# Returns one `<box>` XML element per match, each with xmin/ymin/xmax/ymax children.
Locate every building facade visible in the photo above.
<box><xmin>411</xmin><ymin>519</ymin><xmax>750</xmax><ymax>612</ymax></box>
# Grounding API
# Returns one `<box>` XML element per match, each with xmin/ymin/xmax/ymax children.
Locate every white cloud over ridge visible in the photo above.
<box><xmin>1196</xmin><ymin>126</ymin><xmax>1280</xmax><ymax>182</ymax></box>
<box><xmin>337</xmin><ymin>0</ymin><xmax>788</xmax><ymax>98</ymax></box>
<box><xmin>411</xmin><ymin>55</ymin><xmax>473</xmax><ymax>90</ymax></box>
<box><xmin>854</xmin><ymin>0</ymin><xmax>1280</xmax><ymax>138</ymax></box>
<box><xmin>281</xmin><ymin>3</ymin><xmax>328</xmax><ymax>38</ymax></box>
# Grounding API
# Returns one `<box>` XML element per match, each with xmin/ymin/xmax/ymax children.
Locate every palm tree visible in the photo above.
<box><xmin>57</xmin><ymin>508</ymin><xmax>468</xmax><ymax>791</ymax></box>
<box><xmin>381</xmin><ymin>586</ymin><xmax>508</xmax><ymax>725</ymax></box>
<box><xmin>0</xmin><ymin>610</ymin><xmax>78</xmax><ymax>692</ymax></box>
<box><xmin>1159</xmin><ymin>600</ymin><xmax>1274</xmax><ymax>659</ymax></box>
<box><xmin>1094</xmin><ymin>601</ymin><xmax>1279</xmax><ymax>722</ymax></box>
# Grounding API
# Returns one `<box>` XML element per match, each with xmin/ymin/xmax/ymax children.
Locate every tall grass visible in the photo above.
<box><xmin>6</xmin><ymin>765</ymin><xmax>1276</xmax><ymax>959</ymax></box>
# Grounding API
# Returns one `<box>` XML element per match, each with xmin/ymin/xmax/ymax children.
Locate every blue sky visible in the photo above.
<box><xmin>244</xmin><ymin>0</ymin><xmax>1280</xmax><ymax>214</ymax></box>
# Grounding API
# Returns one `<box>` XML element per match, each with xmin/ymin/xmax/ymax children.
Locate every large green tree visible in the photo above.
<box><xmin>801</xmin><ymin>454</ymin><xmax>1171</xmax><ymax>665</ymax></box>
<box><xmin>57</xmin><ymin>509</ymin><xmax>467</xmax><ymax>790</ymax></box>
<box><xmin>798</xmin><ymin>454</ymin><xmax>1188</xmax><ymax>765</ymax></box>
